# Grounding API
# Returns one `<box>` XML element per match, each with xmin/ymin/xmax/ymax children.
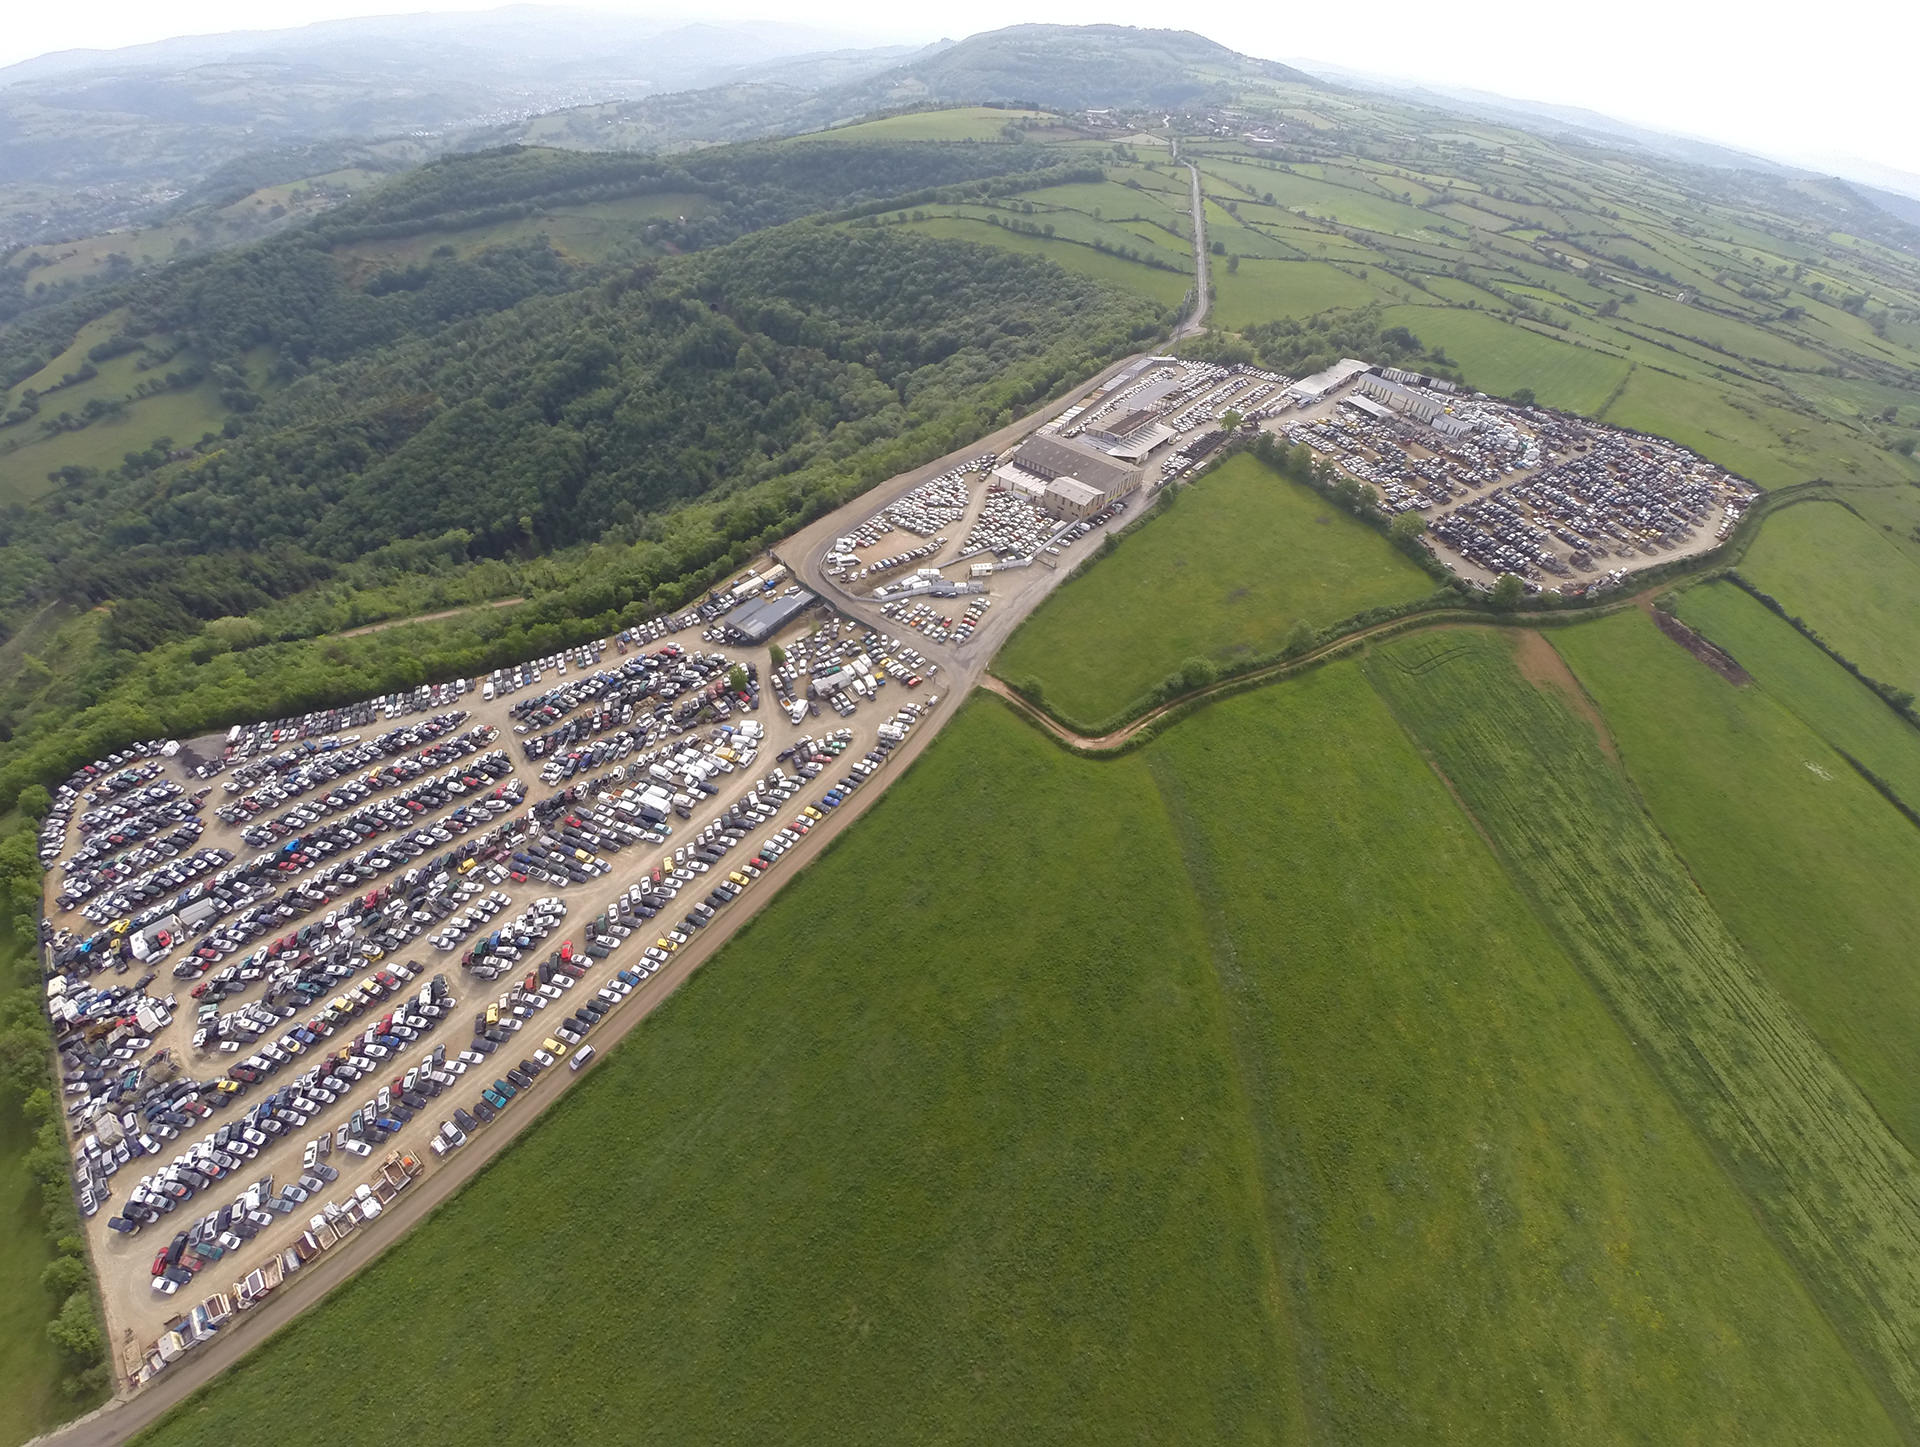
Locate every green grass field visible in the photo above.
<box><xmin>1739</xmin><ymin>501</ymin><xmax>1920</xmax><ymax>696</ymax></box>
<box><xmin>1555</xmin><ymin>609</ymin><xmax>1920</xmax><ymax>1156</ymax></box>
<box><xmin>0</xmin><ymin>382</ymin><xmax>230</xmax><ymax>505</ymax></box>
<box><xmin>140</xmin><ymin>697</ymin><xmax>1305</xmax><ymax>1446</ymax></box>
<box><xmin>992</xmin><ymin>452</ymin><xmax>1435</xmax><ymax>730</ymax></box>
<box><xmin>1373</xmin><ymin>306</ymin><xmax>1631</xmax><ymax>414</ymax></box>
<box><xmin>1210</xmin><ymin>260</ymin><xmax>1397</xmax><ymax>329</ymax></box>
<box><xmin>896</xmin><ymin>216</ymin><xmax>1193</xmax><ymax>307</ymax></box>
<box><xmin>808</xmin><ymin>108</ymin><xmax>1056</xmax><ymax>143</ymax></box>
<box><xmin>1677</xmin><ymin>580</ymin><xmax>1920</xmax><ymax>813</ymax></box>
<box><xmin>1149</xmin><ymin>660</ymin><xmax>1895</xmax><ymax>1443</ymax></box>
<box><xmin>1367</xmin><ymin>627</ymin><xmax>1920</xmax><ymax>1428</ymax></box>
<box><xmin>334</xmin><ymin>193</ymin><xmax>708</xmax><ymax>277</ymax></box>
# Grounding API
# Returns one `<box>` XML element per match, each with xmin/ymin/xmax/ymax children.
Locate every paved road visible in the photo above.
<box><xmin>1176</xmin><ymin>163</ymin><xmax>1210</xmax><ymax>340</ymax></box>
<box><xmin>37</xmin><ymin>157</ymin><xmax>1218</xmax><ymax>1447</ymax></box>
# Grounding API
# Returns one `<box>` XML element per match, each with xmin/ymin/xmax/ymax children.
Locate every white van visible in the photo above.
<box><xmin>569</xmin><ymin>1045</ymin><xmax>595</xmax><ymax>1072</ymax></box>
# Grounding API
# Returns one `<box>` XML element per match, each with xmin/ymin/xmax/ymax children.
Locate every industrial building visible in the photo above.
<box><xmin>1041</xmin><ymin>477</ymin><xmax>1106</xmax><ymax>520</ymax></box>
<box><xmin>1284</xmin><ymin>357</ymin><xmax>1373</xmax><ymax>405</ymax></box>
<box><xmin>718</xmin><ymin>588</ymin><xmax>817</xmax><ymax>645</ymax></box>
<box><xmin>1356</xmin><ymin>374</ymin><xmax>1446</xmax><ymax>424</ymax></box>
<box><xmin>1003</xmin><ymin>433</ymin><xmax>1138</xmax><ymax>502</ymax></box>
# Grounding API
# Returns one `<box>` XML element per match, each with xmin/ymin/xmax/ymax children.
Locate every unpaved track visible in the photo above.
<box><xmin>36</xmin><ymin>154</ymin><xmax>1223</xmax><ymax>1447</ymax></box>
<box><xmin>337</xmin><ymin>599</ymin><xmax>526</xmax><ymax>638</ymax></box>
<box><xmin>976</xmin><ymin>594</ymin><xmax>1670</xmax><ymax>752</ymax></box>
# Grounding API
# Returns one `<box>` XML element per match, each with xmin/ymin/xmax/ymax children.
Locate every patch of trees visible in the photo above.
<box><xmin>1240</xmin><ymin>305</ymin><xmax>1461</xmax><ymax>384</ymax></box>
<box><xmin>0</xmin><ymin>225</ymin><xmax>1166</xmax><ymax>804</ymax></box>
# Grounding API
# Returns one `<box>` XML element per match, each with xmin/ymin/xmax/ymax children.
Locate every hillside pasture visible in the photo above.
<box><xmin>1740</xmin><ymin>501</ymin><xmax>1920</xmax><ymax>695</ymax></box>
<box><xmin>1373</xmin><ymin>305</ymin><xmax>1631</xmax><ymax>415</ymax></box>
<box><xmin>1367</xmin><ymin>627</ymin><xmax>1920</xmax><ymax>1427</ymax></box>
<box><xmin>894</xmin><ymin>215</ymin><xmax>1193</xmax><ymax>307</ymax></box>
<box><xmin>992</xmin><ymin>452</ymin><xmax>1435</xmax><ymax>731</ymax></box>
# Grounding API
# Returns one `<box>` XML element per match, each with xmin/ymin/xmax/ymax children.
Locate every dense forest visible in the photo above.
<box><xmin>0</xmin><ymin>139</ymin><xmax>1075</xmax><ymax>341</ymax></box>
<box><xmin>28</xmin><ymin>225</ymin><xmax>1162</xmax><ymax>652</ymax></box>
<box><xmin>0</xmin><ymin>139</ymin><xmax>1171</xmax><ymax>808</ymax></box>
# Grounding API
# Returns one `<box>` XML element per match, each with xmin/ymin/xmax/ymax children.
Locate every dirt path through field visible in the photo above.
<box><xmin>337</xmin><ymin>598</ymin><xmax>526</xmax><ymax>638</ymax></box>
<box><xmin>1511</xmin><ymin>629</ymin><xmax>1620</xmax><ymax>764</ymax></box>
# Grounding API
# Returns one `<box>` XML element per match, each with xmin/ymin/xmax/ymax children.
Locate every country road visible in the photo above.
<box><xmin>1177</xmin><ymin>162</ymin><xmax>1210</xmax><ymax>339</ymax></box>
<box><xmin>34</xmin><ymin>152</ymin><xmax>1220</xmax><ymax>1447</ymax></box>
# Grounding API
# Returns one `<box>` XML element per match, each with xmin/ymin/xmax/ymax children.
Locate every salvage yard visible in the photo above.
<box><xmin>38</xmin><ymin>593</ymin><xmax>947</xmax><ymax>1375</ymax></box>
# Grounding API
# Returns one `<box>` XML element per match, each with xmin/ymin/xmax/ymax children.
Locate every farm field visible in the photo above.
<box><xmin>1210</xmin><ymin>260</ymin><xmax>1397</xmax><ymax>330</ymax></box>
<box><xmin>1555</xmin><ymin>610</ymin><xmax>1920</xmax><ymax>1155</ymax></box>
<box><xmin>1676</xmin><ymin>580</ymin><xmax>1920</xmax><ymax>812</ymax></box>
<box><xmin>1148</xmin><ymin>662</ymin><xmax>1891</xmax><ymax>1444</ymax></box>
<box><xmin>332</xmin><ymin>193</ymin><xmax>709</xmax><ymax>275</ymax></box>
<box><xmin>137</xmin><ymin>698</ymin><xmax>1305</xmax><ymax>1447</ymax></box>
<box><xmin>807</xmin><ymin>107</ymin><xmax>1056</xmax><ymax>143</ymax></box>
<box><xmin>992</xmin><ymin>452</ymin><xmax>1436</xmax><ymax>731</ymax></box>
<box><xmin>132</xmin><ymin>671</ymin><xmax>1912</xmax><ymax>1446</ymax></box>
<box><xmin>1738</xmin><ymin>501</ymin><xmax>1920</xmax><ymax>696</ymax></box>
<box><xmin>1372</xmin><ymin>305</ymin><xmax>1631</xmax><ymax>414</ymax></box>
<box><xmin>1366</xmin><ymin>628</ymin><xmax>1920</xmax><ymax>1426</ymax></box>
<box><xmin>896</xmin><ymin>216</ymin><xmax>1193</xmax><ymax>307</ymax></box>
<box><xmin>0</xmin><ymin>382</ymin><xmax>230</xmax><ymax>505</ymax></box>
<box><xmin>1599</xmin><ymin>369</ymin><xmax>1874</xmax><ymax>488</ymax></box>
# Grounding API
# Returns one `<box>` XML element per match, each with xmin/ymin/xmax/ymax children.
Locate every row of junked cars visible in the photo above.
<box><xmin>48</xmin><ymin>598</ymin><xmax>934</xmax><ymax>1352</ymax></box>
<box><xmin>111</xmin><ymin>960</ymin><xmax>461</xmax><ymax>1266</ymax></box>
<box><xmin>425</xmin><ymin>703</ymin><xmax>936</xmax><ymax>1164</ymax></box>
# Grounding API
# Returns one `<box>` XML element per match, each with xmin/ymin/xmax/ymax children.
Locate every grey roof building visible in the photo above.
<box><xmin>1006</xmin><ymin>434</ymin><xmax>1136</xmax><ymax>498</ymax></box>
<box><xmin>720</xmin><ymin>589</ymin><xmax>817</xmax><ymax>644</ymax></box>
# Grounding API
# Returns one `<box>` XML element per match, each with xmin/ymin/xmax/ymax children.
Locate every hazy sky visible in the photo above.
<box><xmin>4</xmin><ymin>0</ymin><xmax>1914</xmax><ymax>181</ymax></box>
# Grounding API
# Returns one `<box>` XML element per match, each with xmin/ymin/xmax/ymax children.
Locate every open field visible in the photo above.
<box><xmin>808</xmin><ymin>108</ymin><xmax>1056</xmax><ymax>143</ymax></box>
<box><xmin>1367</xmin><ymin>628</ymin><xmax>1920</xmax><ymax>1429</ymax></box>
<box><xmin>1556</xmin><ymin>609</ymin><xmax>1920</xmax><ymax>1155</ymax></box>
<box><xmin>0</xmin><ymin>383</ymin><xmax>230</xmax><ymax>505</ymax></box>
<box><xmin>1739</xmin><ymin>501</ymin><xmax>1920</xmax><ymax>696</ymax></box>
<box><xmin>129</xmin><ymin>671</ymin><xmax>1911</xmax><ymax>1446</ymax></box>
<box><xmin>992</xmin><ymin>452</ymin><xmax>1435</xmax><ymax>730</ymax></box>
<box><xmin>1149</xmin><ymin>660</ymin><xmax>1896</xmax><ymax>1443</ymax></box>
<box><xmin>332</xmin><ymin>194</ymin><xmax>711</xmax><ymax>276</ymax></box>
<box><xmin>1210</xmin><ymin>260</ymin><xmax>1395</xmax><ymax>330</ymax></box>
<box><xmin>135</xmin><ymin>697</ymin><xmax>1306</xmax><ymax>1446</ymax></box>
<box><xmin>896</xmin><ymin>216</ymin><xmax>1193</xmax><ymax>307</ymax></box>
<box><xmin>1373</xmin><ymin>306</ymin><xmax>1631</xmax><ymax>415</ymax></box>
<box><xmin>1677</xmin><ymin>580</ymin><xmax>1920</xmax><ymax>812</ymax></box>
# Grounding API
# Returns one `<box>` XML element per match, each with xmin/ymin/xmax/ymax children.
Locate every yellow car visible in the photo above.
<box><xmin>657</xmin><ymin>937</ymin><xmax>680</xmax><ymax>954</ymax></box>
<box><xmin>541</xmin><ymin>1037</ymin><xmax>565</xmax><ymax>1056</ymax></box>
<box><xmin>803</xmin><ymin>806</ymin><xmax>823</xmax><ymax>821</ymax></box>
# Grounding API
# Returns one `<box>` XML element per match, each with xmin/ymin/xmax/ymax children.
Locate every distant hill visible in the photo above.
<box><xmin>831</xmin><ymin>25</ymin><xmax>1315</xmax><ymax>113</ymax></box>
<box><xmin>0</xmin><ymin>9</ymin><xmax>907</xmax><ymax>243</ymax></box>
<box><xmin>473</xmin><ymin>25</ymin><xmax>1319</xmax><ymax>161</ymax></box>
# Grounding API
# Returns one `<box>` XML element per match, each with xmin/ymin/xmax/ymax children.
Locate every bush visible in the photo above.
<box><xmin>46</xmin><ymin>1290</ymin><xmax>104</xmax><ymax>1366</ymax></box>
<box><xmin>41</xmin><ymin>1254</ymin><xmax>90</xmax><ymax>1298</ymax></box>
